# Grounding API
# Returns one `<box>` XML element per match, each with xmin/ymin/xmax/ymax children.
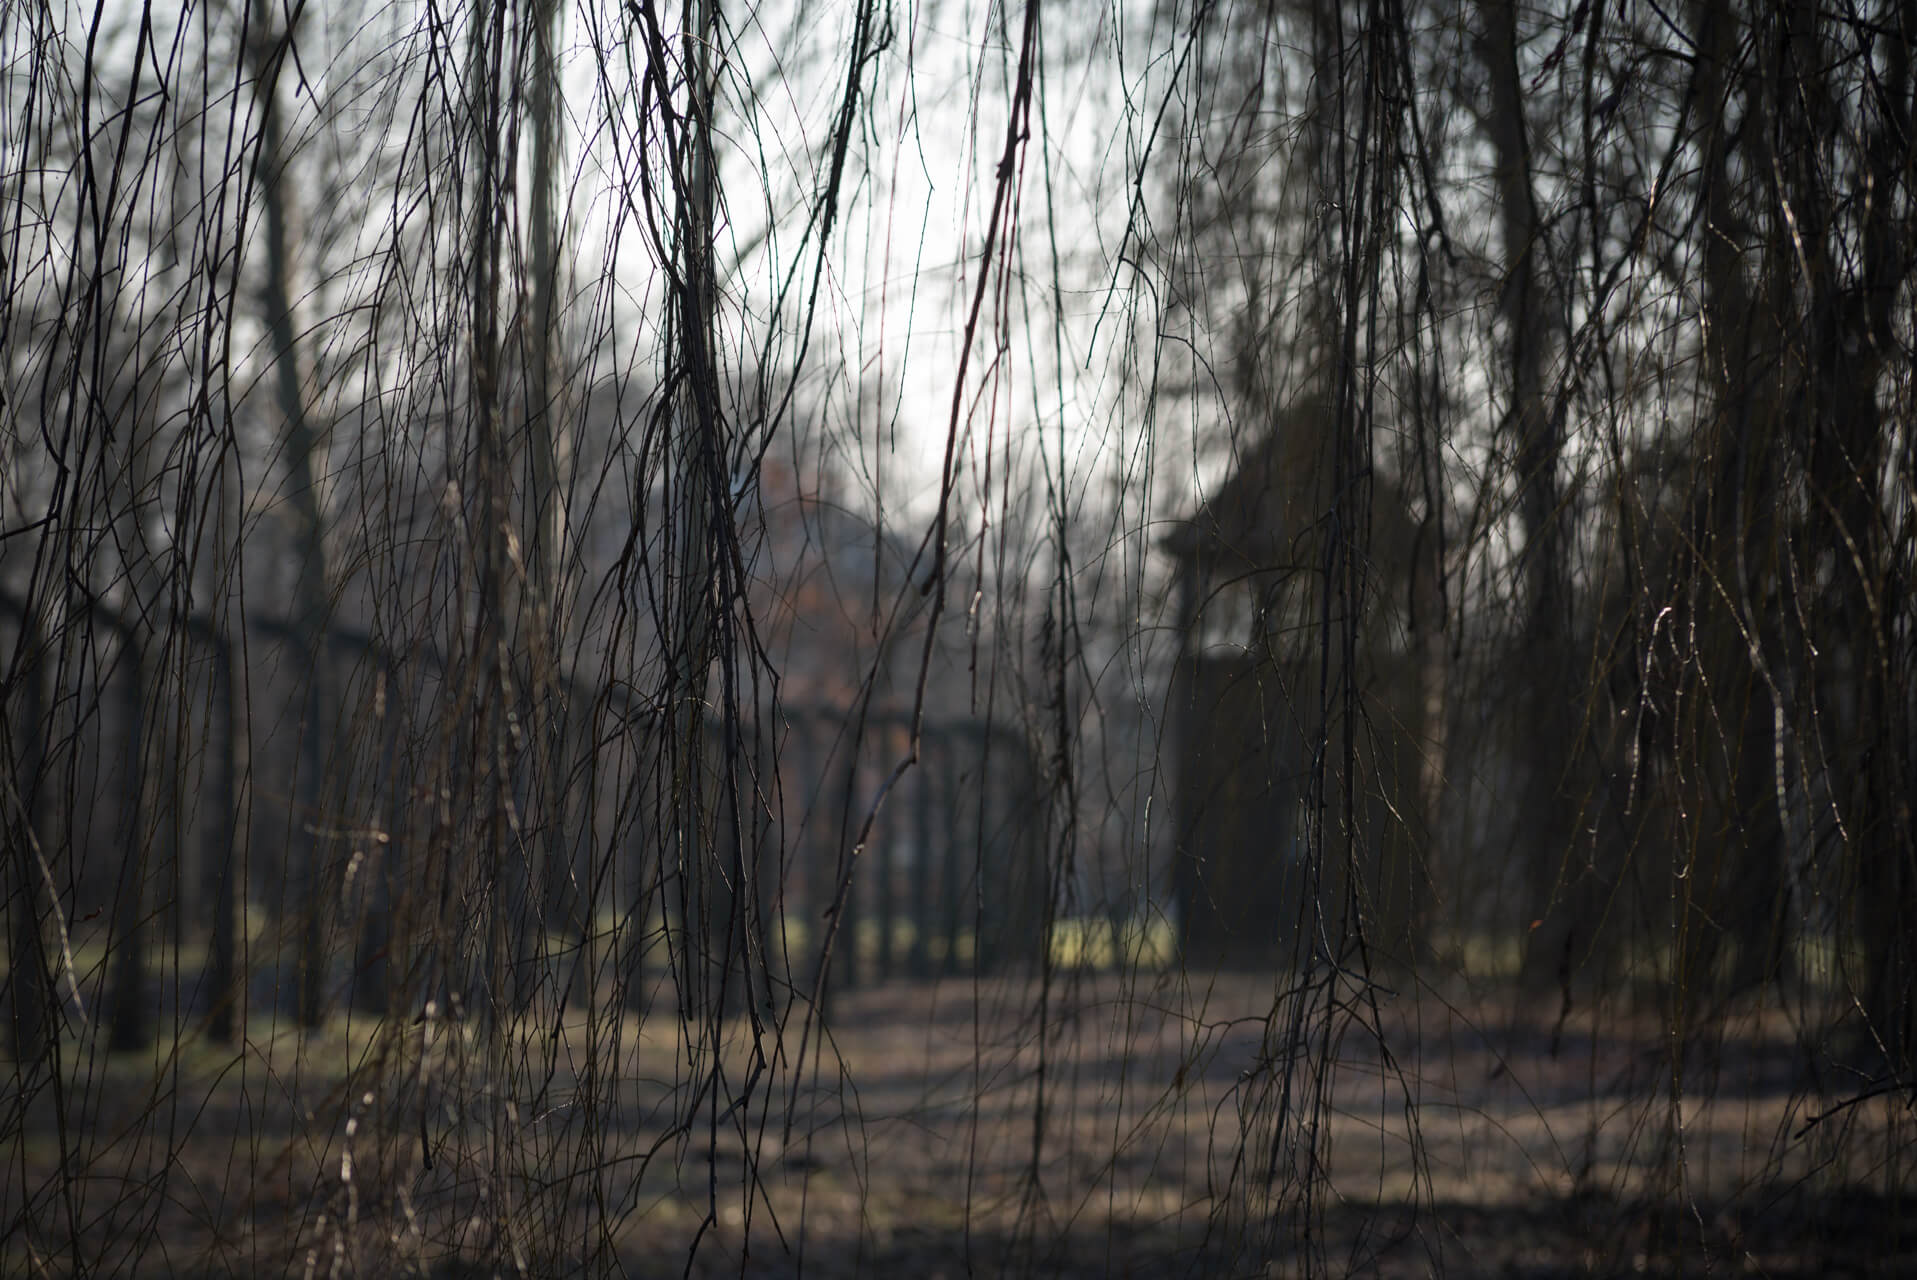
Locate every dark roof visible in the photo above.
<box><xmin>1162</xmin><ymin>396</ymin><xmax>1340</xmax><ymax>569</ymax></box>
<box><xmin>1162</xmin><ymin>395</ymin><xmax>1428</xmax><ymax>587</ymax></box>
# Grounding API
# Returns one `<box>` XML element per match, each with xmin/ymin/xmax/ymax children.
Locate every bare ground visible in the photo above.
<box><xmin>4</xmin><ymin>971</ymin><xmax>1912</xmax><ymax>1277</ymax></box>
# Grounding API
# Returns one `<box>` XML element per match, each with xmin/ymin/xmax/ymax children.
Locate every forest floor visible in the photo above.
<box><xmin>4</xmin><ymin>970</ymin><xmax>1913</xmax><ymax>1277</ymax></box>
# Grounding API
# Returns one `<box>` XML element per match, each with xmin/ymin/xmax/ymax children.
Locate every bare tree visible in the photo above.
<box><xmin>6</xmin><ymin>0</ymin><xmax>1917</xmax><ymax>1274</ymax></box>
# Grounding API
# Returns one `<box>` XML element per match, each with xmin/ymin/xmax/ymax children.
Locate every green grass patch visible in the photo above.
<box><xmin>1048</xmin><ymin>916</ymin><xmax>1177</xmax><ymax>972</ymax></box>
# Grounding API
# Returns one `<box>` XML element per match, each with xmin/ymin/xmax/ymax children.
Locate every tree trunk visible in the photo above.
<box><xmin>351</xmin><ymin>664</ymin><xmax>400</xmax><ymax>1018</ymax></box>
<box><xmin>1669</xmin><ymin>0</ymin><xmax>1792</xmax><ymax>1001</ymax></box>
<box><xmin>667</xmin><ymin>0</ymin><xmax>723</xmax><ymax>1022</ymax></box>
<box><xmin>1477</xmin><ymin>0</ymin><xmax>1586</xmax><ymax>990</ymax></box>
<box><xmin>1795</xmin><ymin>4</ymin><xmax>1917</xmax><ymax>1065</ymax></box>
<box><xmin>205</xmin><ymin>620</ymin><xmax>245</xmax><ymax>1044</ymax></box>
<box><xmin>107</xmin><ymin>626</ymin><xmax>152</xmax><ymax>1053</ymax></box>
<box><xmin>103</xmin><ymin>369</ymin><xmax>170</xmax><ymax>1053</ymax></box>
<box><xmin>6</xmin><ymin>602</ymin><xmax>54</xmax><ymax>1064</ymax></box>
<box><xmin>519</xmin><ymin>0</ymin><xmax>582</xmax><ymax>1020</ymax></box>
<box><xmin>246</xmin><ymin>0</ymin><xmax>335</xmax><ymax>1032</ymax></box>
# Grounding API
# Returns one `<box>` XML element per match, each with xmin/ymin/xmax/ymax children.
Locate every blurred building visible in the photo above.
<box><xmin>1163</xmin><ymin>394</ymin><xmax>1440</xmax><ymax>970</ymax></box>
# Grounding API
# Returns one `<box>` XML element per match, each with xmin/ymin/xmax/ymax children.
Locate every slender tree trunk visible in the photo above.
<box><xmin>465</xmin><ymin>0</ymin><xmax>517</xmax><ymax>1032</ymax></box>
<box><xmin>1677</xmin><ymin>0</ymin><xmax>1792</xmax><ymax>1000</ymax></box>
<box><xmin>1478</xmin><ymin>0</ymin><xmax>1583</xmax><ymax>989</ymax></box>
<box><xmin>909</xmin><ymin>735</ymin><xmax>934</xmax><ymax>979</ymax></box>
<box><xmin>837</xmin><ymin>744</ymin><xmax>862</xmax><ymax>991</ymax></box>
<box><xmin>521</xmin><ymin>0</ymin><xmax>582</xmax><ymax>1016</ymax></box>
<box><xmin>6</xmin><ymin>603</ymin><xmax>54</xmax><ymax>1063</ymax></box>
<box><xmin>247</xmin><ymin>0</ymin><xmax>335</xmax><ymax>1031</ymax></box>
<box><xmin>205</xmin><ymin>623</ymin><xmax>244</xmax><ymax>1044</ymax></box>
<box><xmin>351</xmin><ymin>665</ymin><xmax>399</xmax><ymax>1017</ymax></box>
<box><xmin>103</xmin><ymin>369</ymin><xmax>170</xmax><ymax>1053</ymax></box>
<box><xmin>107</xmin><ymin>626</ymin><xmax>152</xmax><ymax>1053</ymax></box>
<box><xmin>877</xmin><ymin>763</ymin><xmax>897</xmax><ymax>980</ymax></box>
<box><xmin>667</xmin><ymin>0</ymin><xmax>722</xmax><ymax>1020</ymax></box>
<box><xmin>1411</xmin><ymin>523</ymin><xmax>1447</xmax><ymax>964</ymax></box>
<box><xmin>202</xmin><ymin>425</ymin><xmax>252</xmax><ymax>1045</ymax></box>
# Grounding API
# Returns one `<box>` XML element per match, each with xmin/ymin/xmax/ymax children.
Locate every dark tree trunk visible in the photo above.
<box><xmin>1672</xmin><ymin>0</ymin><xmax>1795</xmax><ymax>1000</ymax></box>
<box><xmin>909</xmin><ymin>736</ymin><xmax>935</xmax><ymax>979</ymax></box>
<box><xmin>246</xmin><ymin>3</ymin><xmax>335</xmax><ymax>1031</ymax></box>
<box><xmin>108</xmin><ymin>632</ymin><xmax>151</xmax><ymax>1053</ymax></box>
<box><xmin>205</xmin><ymin>625</ymin><xmax>244</xmax><ymax>1045</ymax></box>
<box><xmin>1476</xmin><ymin>0</ymin><xmax>1590</xmax><ymax>990</ymax></box>
<box><xmin>6</xmin><ymin>603</ymin><xmax>54</xmax><ymax>1064</ymax></box>
<box><xmin>351</xmin><ymin>665</ymin><xmax>401</xmax><ymax>1018</ymax></box>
